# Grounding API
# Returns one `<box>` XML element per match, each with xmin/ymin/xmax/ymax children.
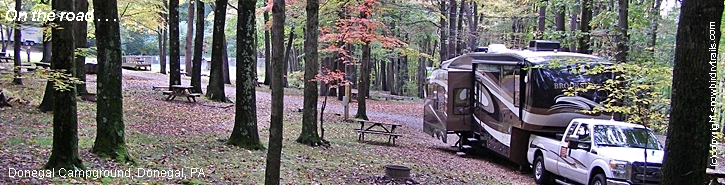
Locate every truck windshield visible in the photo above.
<box><xmin>593</xmin><ymin>125</ymin><xmax>661</xmax><ymax>150</ymax></box>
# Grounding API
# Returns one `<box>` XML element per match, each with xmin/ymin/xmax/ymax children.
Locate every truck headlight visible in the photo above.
<box><xmin>609</xmin><ymin>159</ymin><xmax>631</xmax><ymax>180</ymax></box>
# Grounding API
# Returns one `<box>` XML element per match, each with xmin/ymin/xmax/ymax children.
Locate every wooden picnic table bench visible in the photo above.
<box><xmin>162</xmin><ymin>85</ymin><xmax>201</xmax><ymax>102</ymax></box>
<box><xmin>353</xmin><ymin>119</ymin><xmax>402</xmax><ymax>145</ymax></box>
<box><xmin>0</xmin><ymin>56</ymin><xmax>11</xmax><ymax>63</ymax></box>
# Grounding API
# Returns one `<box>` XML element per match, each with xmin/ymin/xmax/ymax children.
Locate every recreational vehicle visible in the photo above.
<box><xmin>423</xmin><ymin>40</ymin><xmax>615</xmax><ymax>169</ymax></box>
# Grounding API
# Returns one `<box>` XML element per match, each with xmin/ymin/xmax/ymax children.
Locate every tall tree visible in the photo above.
<box><xmin>660</xmin><ymin>0</ymin><xmax>723</xmax><ymax>184</ymax></box>
<box><xmin>537</xmin><ymin>0</ymin><xmax>545</xmax><ymax>35</ymax></box>
<box><xmin>92</xmin><ymin>0</ymin><xmax>134</xmax><ymax>163</ymax></box>
<box><xmin>169</xmin><ymin>0</ymin><xmax>182</xmax><ymax>86</ymax></box>
<box><xmin>227</xmin><ymin>0</ymin><xmax>264</xmax><ymax>149</ymax></box>
<box><xmin>12</xmin><ymin>0</ymin><xmax>22</xmax><ymax>85</ymax></box>
<box><xmin>647</xmin><ymin>0</ymin><xmax>663</xmax><ymax>57</ymax></box>
<box><xmin>160</xmin><ymin>1</ymin><xmax>169</xmax><ymax>74</ymax></box>
<box><xmin>191</xmin><ymin>0</ymin><xmax>205</xmax><ymax>93</ymax></box>
<box><xmin>439</xmin><ymin>0</ymin><xmax>447</xmax><ymax>61</ymax></box>
<box><xmin>74</xmin><ymin>0</ymin><xmax>89</xmax><ymax>95</ymax></box>
<box><xmin>297</xmin><ymin>0</ymin><xmax>324</xmax><ymax>146</ymax></box>
<box><xmin>185</xmin><ymin>0</ymin><xmax>195</xmax><ymax>76</ymax></box>
<box><xmin>614</xmin><ymin>0</ymin><xmax>628</xmax><ymax>63</ymax></box>
<box><xmin>263</xmin><ymin>1</ymin><xmax>271</xmax><ymax>86</ymax></box>
<box><xmin>44</xmin><ymin>0</ymin><xmax>83</xmax><ymax>171</ymax></box>
<box><xmin>577</xmin><ymin>0</ymin><xmax>592</xmax><ymax>54</ymax></box>
<box><xmin>40</xmin><ymin>0</ymin><xmax>52</xmax><ymax>64</ymax></box>
<box><xmin>447</xmin><ymin>0</ymin><xmax>457</xmax><ymax>58</ymax></box>
<box><xmin>206</xmin><ymin>1</ymin><xmax>229</xmax><ymax>102</ymax></box>
<box><xmin>265</xmin><ymin>0</ymin><xmax>285</xmax><ymax>183</ymax></box>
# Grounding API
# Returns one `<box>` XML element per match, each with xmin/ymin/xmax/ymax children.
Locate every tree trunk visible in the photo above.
<box><xmin>185</xmin><ymin>0</ymin><xmax>195</xmax><ymax>76</ymax></box>
<box><xmin>160</xmin><ymin>1</ymin><xmax>169</xmax><ymax>75</ymax></box>
<box><xmin>439</xmin><ymin>0</ymin><xmax>448</xmax><ymax>61</ymax></box>
<box><xmin>0</xmin><ymin>90</ymin><xmax>10</xmax><ymax>108</ymax></box>
<box><xmin>160</xmin><ymin>28</ymin><xmax>168</xmax><ymax>74</ymax></box>
<box><xmin>74</xmin><ymin>0</ymin><xmax>89</xmax><ymax>95</ymax></box>
<box><xmin>397</xmin><ymin>54</ymin><xmax>408</xmax><ymax>95</ymax></box>
<box><xmin>386</xmin><ymin>58</ymin><xmax>394</xmax><ymax>93</ymax></box>
<box><xmin>191</xmin><ymin>0</ymin><xmax>205</xmax><ymax>93</ymax></box>
<box><xmin>578</xmin><ymin>0</ymin><xmax>592</xmax><ymax>54</ymax></box>
<box><xmin>12</xmin><ymin>0</ymin><xmax>22</xmax><ymax>85</ymax></box>
<box><xmin>206</xmin><ymin>1</ymin><xmax>229</xmax><ymax>102</ymax></box>
<box><xmin>648</xmin><ymin>0</ymin><xmax>662</xmax><ymax>57</ymax></box>
<box><xmin>456</xmin><ymin>0</ymin><xmax>466</xmax><ymax>53</ymax></box>
<box><xmin>661</xmin><ymin>1</ymin><xmax>723</xmax><ymax>184</ymax></box>
<box><xmin>169</xmin><ymin>0</ymin><xmax>181</xmax><ymax>85</ymax></box>
<box><xmin>355</xmin><ymin>42</ymin><xmax>371</xmax><ymax>120</ymax></box>
<box><xmin>283</xmin><ymin>28</ymin><xmax>294</xmax><ymax>87</ymax></box>
<box><xmin>44</xmin><ymin>0</ymin><xmax>84</xmax><ymax>171</ymax></box>
<box><xmin>42</xmin><ymin>22</ymin><xmax>52</xmax><ymax>63</ymax></box>
<box><xmin>263</xmin><ymin>3</ymin><xmax>271</xmax><ymax>85</ymax></box>
<box><xmin>569</xmin><ymin>2</ymin><xmax>579</xmax><ymax>52</ymax></box>
<box><xmin>448</xmin><ymin>0</ymin><xmax>457</xmax><ymax>59</ymax></box>
<box><xmin>538</xmin><ymin>1</ymin><xmax>546</xmax><ymax>34</ymax></box>
<box><xmin>297</xmin><ymin>0</ymin><xmax>324</xmax><ymax>146</ymax></box>
<box><xmin>227</xmin><ymin>0</ymin><xmax>263</xmax><ymax>149</ymax></box>
<box><xmin>0</xmin><ymin>25</ymin><xmax>4</xmax><ymax>52</ymax></box>
<box><xmin>555</xmin><ymin>2</ymin><xmax>565</xmax><ymax>41</ymax></box>
<box><xmin>265</xmin><ymin>0</ymin><xmax>285</xmax><ymax>183</ymax></box>
<box><xmin>222</xmin><ymin>37</ymin><xmax>231</xmax><ymax>84</ymax></box>
<box><xmin>3</xmin><ymin>28</ymin><xmax>11</xmax><ymax>52</ymax></box>
<box><xmin>614</xmin><ymin>0</ymin><xmax>628</xmax><ymax>63</ymax></box>
<box><xmin>381</xmin><ymin>60</ymin><xmax>388</xmax><ymax>91</ymax></box>
<box><xmin>91</xmin><ymin>0</ymin><xmax>134</xmax><ymax>163</ymax></box>
<box><xmin>38</xmin><ymin>81</ymin><xmax>54</xmax><ymax>112</ymax></box>
<box><xmin>467</xmin><ymin>1</ymin><xmax>476</xmax><ymax>50</ymax></box>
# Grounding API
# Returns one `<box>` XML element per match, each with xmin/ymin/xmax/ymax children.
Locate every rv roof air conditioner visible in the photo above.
<box><xmin>528</xmin><ymin>40</ymin><xmax>561</xmax><ymax>52</ymax></box>
<box><xmin>487</xmin><ymin>44</ymin><xmax>507</xmax><ymax>53</ymax></box>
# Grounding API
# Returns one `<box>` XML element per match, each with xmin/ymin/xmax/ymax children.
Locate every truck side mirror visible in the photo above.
<box><xmin>567</xmin><ymin>137</ymin><xmax>591</xmax><ymax>151</ymax></box>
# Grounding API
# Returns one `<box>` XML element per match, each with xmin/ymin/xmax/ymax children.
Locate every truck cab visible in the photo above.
<box><xmin>527</xmin><ymin>118</ymin><xmax>664</xmax><ymax>185</ymax></box>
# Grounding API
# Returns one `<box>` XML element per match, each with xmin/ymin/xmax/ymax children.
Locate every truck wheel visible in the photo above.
<box><xmin>590</xmin><ymin>174</ymin><xmax>606</xmax><ymax>185</ymax></box>
<box><xmin>533</xmin><ymin>155</ymin><xmax>551</xmax><ymax>184</ymax></box>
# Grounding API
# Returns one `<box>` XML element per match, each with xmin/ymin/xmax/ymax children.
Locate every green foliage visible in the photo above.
<box><xmin>287</xmin><ymin>71</ymin><xmax>304</xmax><ymax>89</ymax></box>
<box><xmin>552</xmin><ymin>58</ymin><xmax>672</xmax><ymax>133</ymax></box>
<box><xmin>36</xmin><ymin>68</ymin><xmax>85</xmax><ymax>92</ymax></box>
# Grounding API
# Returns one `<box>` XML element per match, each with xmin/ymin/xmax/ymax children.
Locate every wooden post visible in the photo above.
<box><xmin>344</xmin><ymin>83</ymin><xmax>350</xmax><ymax>120</ymax></box>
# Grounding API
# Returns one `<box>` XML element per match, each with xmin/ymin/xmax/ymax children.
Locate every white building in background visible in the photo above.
<box><xmin>2</xmin><ymin>26</ymin><xmax>43</xmax><ymax>45</ymax></box>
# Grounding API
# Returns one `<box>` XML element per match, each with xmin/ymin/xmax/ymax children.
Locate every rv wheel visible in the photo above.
<box><xmin>533</xmin><ymin>155</ymin><xmax>551</xmax><ymax>184</ymax></box>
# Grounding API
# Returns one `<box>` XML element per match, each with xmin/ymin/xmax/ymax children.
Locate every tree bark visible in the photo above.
<box><xmin>206</xmin><ymin>1</ymin><xmax>230</xmax><ymax>102</ymax></box>
<box><xmin>660</xmin><ymin>1</ymin><xmax>723</xmax><ymax>184</ymax></box>
<box><xmin>12</xmin><ymin>0</ymin><xmax>22</xmax><ymax>85</ymax></box>
<box><xmin>555</xmin><ymin>2</ymin><xmax>565</xmax><ymax>34</ymax></box>
<box><xmin>44</xmin><ymin>0</ymin><xmax>84</xmax><ymax>171</ymax></box>
<box><xmin>614</xmin><ymin>0</ymin><xmax>628</xmax><ymax>63</ymax></box>
<box><xmin>263</xmin><ymin>2</ymin><xmax>271</xmax><ymax>85</ymax></box>
<box><xmin>160</xmin><ymin>1</ymin><xmax>169</xmax><ymax>75</ymax></box>
<box><xmin>160</xmin><ymin>27</ymin><xmax>168</xmax><ymax>74</ymax></box>
<box><xmin>223</xmin><ymin>37</ymin><xmax>231</xmax><ymax>84</ymax></box>
<box><xmin>185</xmin><ymin>0</ymin><xmax>195</xmax><ymax>76</ymax></box>
<box><xmin>538</xmin><ymin>1</ymin><xmax>546</xmax><ymax>34</ymax></box>
<box><xmin>355</xmin><ymin>42</ymin><xmax>371</xmax><ymax>120</ymax></box>
<box><xmin>569</xmin><ymin>1</ymin><xmax>579</xmax><ymax>52</ymax></box>
<box><xmin>467</xmin><ymin>1</ymin><xmax>476</xmax><ymax>50</ymax></box>
<box><xmin>439</xmin><ymin>0</ymin><xmax>448</xmax><ymax>61</ymax></box>
<box><xmin>265</xmin><ymin>0</ymin><xmax>285</xmax><ymax>183</ymax></box>
<box><xmin>578</xmin><ymin>0</ymin><xmax>592</xmax><ymax>54</ymax></box>
<box><xmin>297</xmin><ymin>0</ymin><xmax>324</xmax><ymax>146</ymax></box>
<box><xmin>74</xmin><ymin>0</ymin><xmax>89</xmax><ymax>95</ymax></box>
<box><xmin>169</xmin><ymin>0</ymin><xmax>181</xmax><ymax>85</ymax></box>
<box><xmin>227</xmin><ymin>0</ymin><xmax>264</xmax><ymax>149</ymax></box>
<box><xmin>191</xmin><ymin>0</ymin><xmax>205</xmax><ymax>93</ymax></box>
<box><xmin>283</xmin><ymin>28</ymin><xmax>294</xmax><ymax>87</ymax></box>
<box><xmin>92</xmin><ymin>0</ymin><xmax>134</xmax><ymax>163</ymax></box>
<box><xmin>648</xmin><ymin>0</ymin><xmax>662</xmax><ymax>57</ymax></box>
<box><xmin>456</xmin><ymin>0</ymin><xmax>466</xmax><ymax>53</ymax></box>
<box><xmin>448</xmin><ymin>0</ymin><xmax>457</xmax><ymax>59</ymax></box>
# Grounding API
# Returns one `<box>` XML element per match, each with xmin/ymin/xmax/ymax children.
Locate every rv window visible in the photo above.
<box><xmin>501</xmin><ymin>65</ymin><xmax>519</xmax><ymax>106</ymax></box>
<box><xmin>453</xmin><ymin>88</ymin><xmax>471</xmax><ymax>115</ymax></box>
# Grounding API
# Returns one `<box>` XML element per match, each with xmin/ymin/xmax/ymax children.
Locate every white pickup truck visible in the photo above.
<box><xmin>527</xmin><ymin>118</ymin><xmax>664</xmax><ymax>185</ymax></box>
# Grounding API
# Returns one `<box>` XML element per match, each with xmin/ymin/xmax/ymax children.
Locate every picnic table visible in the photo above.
<box><xmin>354</xmin><ymin>119</ymin><xmax>402</xmax><ymax>145</ymax></box>
<box><xmin>162</xmin><ymin>85</ymin><xmax>201</xmax><ymax>102</ymax></box>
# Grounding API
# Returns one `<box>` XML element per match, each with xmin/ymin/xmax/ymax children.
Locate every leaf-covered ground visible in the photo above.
<box><xmin>0</xmin><ymin>69</ymin><xmax>535</xmax><ymax>184</ymax></box>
